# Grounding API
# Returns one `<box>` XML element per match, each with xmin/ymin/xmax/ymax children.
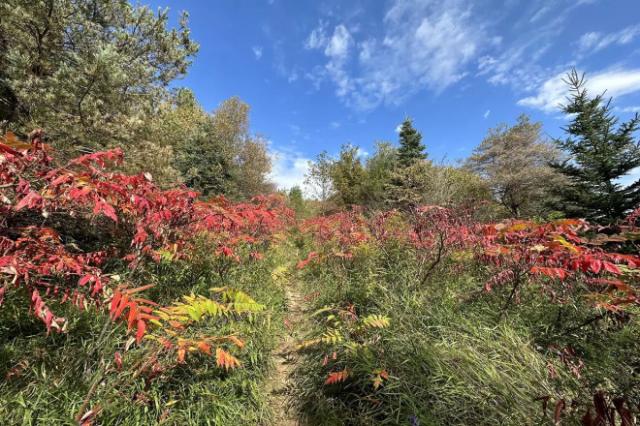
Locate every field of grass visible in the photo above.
<box><xmin>0</xmin><ymin>138</ymin><xmax>638</xmax><ymax>425</ymax></box>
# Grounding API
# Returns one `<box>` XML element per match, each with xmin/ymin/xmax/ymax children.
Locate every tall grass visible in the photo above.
<box><xmin>0</xmin><ymin>243</ymin><xmax>290</xmax><ymax>425</ymax></box>
<box><xmin>292</xmin><ymin>237</ymin><xmax>637</xmax><ymax>425</ymax></box>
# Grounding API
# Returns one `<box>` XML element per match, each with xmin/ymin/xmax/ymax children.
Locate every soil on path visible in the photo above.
<box><xmin>267</xmin><ymin>282</ymin><xmax>306</xmax><ymax>425</ymax></box>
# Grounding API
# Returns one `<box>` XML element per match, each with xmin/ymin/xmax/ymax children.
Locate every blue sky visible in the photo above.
<box><xmin>145</xmin><ymin>0</ymin><xmax>640</xmax><ymax>191</ymax></box>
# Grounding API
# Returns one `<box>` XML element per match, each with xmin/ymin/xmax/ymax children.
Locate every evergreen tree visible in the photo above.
<box><xmin>554</xmin><ymin>70</ymin><xmax>640</xmax><ymax>223</ymax></box>
<box><xmin>397</xmin><ymin>118</ymin><xmax>427</xmax><ymax>166</ymax></box>
<box><xmin>0</xmin><ymin>0</ymin><xmax>198</xmax><ymax>154</ymax></box>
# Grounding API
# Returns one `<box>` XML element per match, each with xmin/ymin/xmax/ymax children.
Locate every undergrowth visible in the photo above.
<box><xmin>0</xmin><ymin>243</ymin><xmax>289</xmax><ymax>425</ymax></box>
<box><xmin>291</xmin><ymin>212</ymin><xmax>640</xmax><ymax>426</ymax></box>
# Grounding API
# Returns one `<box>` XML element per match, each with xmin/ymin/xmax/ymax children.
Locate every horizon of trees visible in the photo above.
<box><xmin>303</xmin><ymin>77</ymin><xmax>640</xmax><ymax>224</ymax></box>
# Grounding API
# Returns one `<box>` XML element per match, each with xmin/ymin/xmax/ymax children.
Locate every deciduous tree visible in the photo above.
<box><xmin>176</xmin><ymin>97</ymin><xmax>272</xmax><ymax>198</ymax></box>
<box><xmin>330</xmin><ymin>144</ymin><xmax>367</xmax><ymax>208</ymax></box>
<box><xmin>467</xmin><ymin>114</ymin><xmax>565</xmax><ymax>218</ymax></box>
<box><xmin>305</xmin><ymin>151</ymin><xmax>334</xmax><ymax>212</ymax></box>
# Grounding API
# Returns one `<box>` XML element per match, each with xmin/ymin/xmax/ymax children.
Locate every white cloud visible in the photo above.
<box><xmin>252</xmin><ymin>46</ymin><xmax>263</xmax><ymax>60</ymax></box>
<box><xmin>395</xmin><ymin>124</ymin><xmax>402</xmax><ymax>133</ymax></box>
<box><xmin>615</xmin><ymin>105</ymin><xmax>640</xmax><ymax>113</ymax></box>
<box><xmin>304</xmin><ymin>0</ymin><xmax>487</xmax><ymax>110</ymax></box>
<box><xmin>518</xmin><ymin>68</ymin><xmax>640</xmax><ymax>113</ymax></box>
<box><xmin>330</xmin><ymin>121</ymin><xmax>341</xmax><ymax>129</ymax></box>
<box><xmin>267</xmin><ymin>148</ymin><xmax>311</xmax><ymax>193</ymax></box>
<box><xmin>578</xmin><ymin>25</ymin><xmax>640</xmax><ymax>54</ymax></box>
<box><xmin>324</xmin><ymin>25</ymin><xmax>352</xmax><ymax>60</ymax></box>
<box><xmin>325</xmin><ymin>25</ymin><xmax>354</xmax><ymax>97</ymax></box>
<box><xmin>287</xmin><ymin>69</ymin><xmax>299</xmax><ymax>83</ymax></box>
<box><xmin>483</xmin><ymin>109</ymin><xmax>491</xmax><ymax>119</ymax></box>
<box><xmin>477</xmin><ymin>0</ymin><xmax>594</xmax><ymax>91</ymax></box>
<box><xmin>616</xmin><ymin>167</ymin><xmax>640</xmax><ymax>188</ymax></box>
<box><xmin>305</xmin><ymin>22</ymin><xmax>329</xmax><ymax>50</ymax></box>
<box><xmin>529</xmin><ymin>5</ymin><xmax>551</xmax><ymax>23</ymax></box>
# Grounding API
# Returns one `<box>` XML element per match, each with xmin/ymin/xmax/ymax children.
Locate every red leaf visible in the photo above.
<box><xmin>79</xmin><ymin>275</ymin><xmax>93</xmax><ymax>286</ymax></box>
<box><xmin>114</xmin><ymin>352</ymin><xmax>123</xmax><ymax>370</ymax></box>
<box><xmin>109</xmin><ymin>292</ymin><xmax>122</xmax><ymax>318</ymax></box>
<box><xmin>93</xmin><ymin>200</ymin><xmax>118</xmax><ymax>223</ymax></box>
<box><xmin>15</xmin><ymin>191</ymin><xmax>43</xmax><ymax>211</ymax></box>
<box><xmin>530</xmin><ymin>266</ymin><xmax>568</xmax><ymax>280</ymax></box>
<box><xmin>554</xmin><ymin>399</ymin><xmax>565</xmax><ymax>424</ymax></box>
<box><xmin>325</xmin><ymin>368</ymin><xmax>349</xmax><ymax>385</ymax></box>
<box><xmin>135</xmin><ymin>319</ymin><xmax>146</xmax><ymax>344</ymax></box>
<box><xmin>589</xmin><ymin>258</ymin><xmax>602</xmax><ymax>274</ymax></box>
<box><xmin>602</xmin><ymin>261</ymin><xmax>621</xmax><ymax>275</ymax></box>
<box><xmin>127</xmin><ymin>302</ymin><xmax>138</xmax><ymax>330</ymax></box>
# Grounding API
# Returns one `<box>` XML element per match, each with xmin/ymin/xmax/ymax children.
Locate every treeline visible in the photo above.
<box><xmin>302</xmin><ymin>71</ymin><xmax>640</xmax><ymax>224</ymax></box>
<box><xmin>2</xmin><ymin>1</ymin><xmax>639</xmax><ymax>223</ymax></box>
<box><xmin>0</xmin><ymin>0</ymin><xmax>273</xmax><ymax>199</ymax></box>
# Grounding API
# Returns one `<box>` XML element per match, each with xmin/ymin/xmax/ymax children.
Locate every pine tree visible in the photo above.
<box><xmin>397</xmin><ymin>118</ymin><xmax>427</xmax><ymax>166</ymax></box>
<box><xmin>554</xmin><ymin>70</ymin><xmax>640</xmax><ymax>224</ymax></box>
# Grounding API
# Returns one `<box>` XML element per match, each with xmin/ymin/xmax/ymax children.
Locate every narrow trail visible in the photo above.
<box><xmin>267</xmin><ymin>278</ymin><xmax>306</xmax><ymax>426</ymax></box>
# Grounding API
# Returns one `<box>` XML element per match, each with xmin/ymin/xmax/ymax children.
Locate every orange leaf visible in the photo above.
<box><xmin>325</xmin><ymin>368</ymin><xmax>349</xmax><ymax>385</ymax></box>
<box><xmin>226</xmin><ymin>335</ymin><xmax>245</xmax><ymax>349</ymax></box>
<box><xmin>112</xmin><ymin>294</ymin><xmax>129</xmax><ymax>320</ymax></box>
<box><xmin>127</xmin><ymin>302</ymin><xmax>138</xmax><ymax>330</ymax></box>
<box><xmin>215</xmin><ymin>348</ymin><xmax>240</xmax><ymax>370</ymax></box>
<box><xmin>135</xmin><ymin>319</ymin><xmax>146</xmax><ymax>344</ymax></box>
<box><xmin>109</xmin><ymin>292</ymin><xmax>122</xmax><ymax>318</ymax></box>
<box><xmin>197</xmin><ymin>341</ymin><xmax>212</xmax><ymax>355</ymax></box>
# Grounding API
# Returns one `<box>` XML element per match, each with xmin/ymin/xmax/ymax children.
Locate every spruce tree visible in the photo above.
<box><xmin>397</xmin><ymin>118</ymin><xmax>427</xmax><ymax>166</ymax></box>
<box><xmin>554</xmin><ymin>70</ymin><xmax>640</xmax><ymax>224</ymax></box>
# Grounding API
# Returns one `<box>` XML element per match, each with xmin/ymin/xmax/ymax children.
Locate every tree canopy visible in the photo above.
<box><xmin>553</xmin><ymin>70</ymin><xmax>640</xmax><ymax>223</ymax></box>
<box><xmin>467</xmin><ymin>114</ymin><xmax>565</xmax><ymax>218</ymax></box>
<box><xmin>397</xmin><ymin>118</ymin><xmax>427</xmax><ymax>167</ymax></box>
<box><xmin>0</xmin><ymin>0</ymin><xmax>198</xmax><ymax>154</ymax></box>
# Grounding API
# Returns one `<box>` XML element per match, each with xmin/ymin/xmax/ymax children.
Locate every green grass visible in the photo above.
<box><xmin>0</xmin><ymin>243</ymin><xmax>290</xmax><ymax>425</ymax></box>
<box><xmin>291</xmin><ymin>240</ymin><xmax>639</xmax><ymax>425</ymax></box>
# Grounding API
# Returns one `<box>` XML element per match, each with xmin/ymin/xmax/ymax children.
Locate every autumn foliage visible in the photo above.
<box><xmin>0</xmin><ymin>130</ymin><xmax>292</xmax><ymax>354</ymax></box>
<box><xmin>294</xmin><ymin>203</ymin><xmax>640</xmax><ymax>424</ymax></box>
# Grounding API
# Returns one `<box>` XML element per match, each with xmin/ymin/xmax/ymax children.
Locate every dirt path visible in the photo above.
<box><xmin>267</xmin><ymin>280</ymin><xmax>306</xmax><ymax>425</ymax></box>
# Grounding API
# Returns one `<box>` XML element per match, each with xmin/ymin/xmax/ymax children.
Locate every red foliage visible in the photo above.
<box><xmin>479</xmin><ymin>219</ymin><xmax>640</xmax><ymax>311</ymax></box>
<box><xmin>0</xmin><ymin>131</ymin><xmax>293</xmax><ymax>337</ymax></box>
<box><xmin>299</xmin><ymin>207</ymin><xmax>639</xmax><ymax>312</ymax></box>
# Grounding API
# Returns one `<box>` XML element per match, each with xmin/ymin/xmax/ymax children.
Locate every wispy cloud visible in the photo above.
<box><xmin>305</xmin><ymin>21</ymin><xmax>329</xmax><ymax>50</ymax></box>
<box><xmin>615</xmin><ymin>105</ymin><xmax>640</xmax><ymax>113</ymax></box>
<box><xmin>518</xmin><ymin>68</ymin><xmax>640</xmax><ymax>113</ymax></box>
<box><xmin>252</xmin><ymin>46</ymin><xmax>263</xmax><ymax>60</ymax></box>
<box><xmin>578</xmin><ymin>24</ymin><xmax>640</xmax><ymax>54</ymax></box>
<box><xmin>304</xmin><ymin>0</ymin><xmax>488</xmax><ymax>110</ymax></box>
<box><xmin>483</xmin><ymin>109</ymin><xmax>491</xmax><ymax>119</ymax></box>
<box><xmin>477</xmin><ymin>0</ymin><xmax>596</xmax><ymax>91</ymax></box>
